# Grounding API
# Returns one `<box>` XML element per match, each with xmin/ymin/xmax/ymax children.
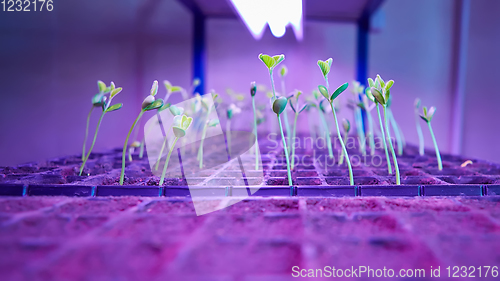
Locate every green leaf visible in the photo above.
<box><xmin>342</xmin><ymin>119</ymin><xmax>350</xmax><ymax>133</ymax></box>
<box><xmin>376</xmin><ymin>74</ymin><xmax>385</xmax><ymax>88</ymax></box>
<box><xmin>259</xmin><ymin>54</ymin><xmax>275</xmax><ymax>69</ymax></box>
<box><xmin>317</xmin><ymin>59</ymin><xmax>332</xmax><ymax>78</ymax></box>
<box><xmin>145</xmin><ymin>98</ymin><xmax>163</xmax><ymax>111</ymax></box>
<box><xmin>250</xmin><ymin>82</ymin><xmax>257</xmax><ymax>97</ymax></box>
<box><xmin>280</xmin><ymin>65</ymin><xmax>288</xmax><ymax>77</ymax></box>
<box><xmin>110</xmin><ymin>87</ymin><xmax>122</xmax><ymax>98</ymax></box>
<box><xmin>299</xmin><ymin>104</ymin><xmax>308</xmax><ymax>113</ymax></box>
<box><xmin>158</xmin><ymin>103</ymin><xmax>171</xmax><ymax>112</ymax></box>
<box><xmin>172</xmin><ymin>127</ymin><xmax>186</xmax><ymax>138</ymax></box>
<box><xmin>414</xmin><ymin>98</ymin><xmax>421</xmax><ymax>109</ymax></box>
<box><xmin>427</xmin><ymin>106</ymin><xmax>436</xmax><ymax>121</ymax></box>
<box><xmin>423</xmin><ymin>106</ymin><xmax>428</xmax><ymax>117</ymax></box>
<box><xmin>92</xmin><ymin>93</ymin><xmax>105</xmax><ymax>106</ymax></box>
<box><xmin>384</xmin><ymin>89</ymin><xmax>391</xmax><ymax>104</ymax></box>
<box><xmin>289</xmin><ymin>99</ymin><xmax>296</xmax><ymax>113</ymax></box>
<box><xmin>273</xmin><ymin>55</ymin><xmax>285</xmax><ymax>67</ymax></box>
<box><xmin>105</xmin><ymin>103</ymin><xmax>123</xmax><ymax>112</ymax></box>
<box><xmin>365</xmin><ymin>88</ymin><xmax>375</xmax><ymax>103</ymax></box>
<box><xmin>420</xmin><ymin>115</ymin><xmax>429</xmax><ymax>122</ymax></box>
<box><xmin>272</xmin><ymin>97</ymin><xmax>288</xmax><ymax>115</ymax></box>
<box><xmin>170</xmin><ymin>86</ymin><xmax>182</xmax><ymax>93</ymax></box>
<box><xmin>208</xmin><ymin>119</ymin><xmax>219</xmax><ymax>127</ymax></box>
<box><xmin>330</xmin><ymin>82</ymin><xmax>349</xmax><ymax>101</ymax></box>
<box><xmin>385</xmin><ymin>80</ymin><xmax>394</xmax><ymax>90</ymax></box>
<box><xmin>164</xmin><ymin>80</ymin><xmax>172</xmax><ymax>91</ymax></box>
<box><xmin>169</xmin><ymin>105</ymin><xmax>183</xmax><ymax>116</ymax></box>
<box><xmin>97</xmin><ymin>81</ymin><xmax>107</xmax><ymax>92</ymax></box>
<box><xmin>367</xmin><ymin>78</ymin><xmax>375</xmax><ymax>88</ymax></box>
<box><xmin>371</xmin><ymin>88</ymin><xmax>385</xmax><ymax>105</ymax></box>
<box><xmin>150</xmin><ymin>80</ymin><xmax>159</xmax><ymax>96</ymax></box>
<box><xmin>319</xmin><ymin>99</ymin><xmax>327</xmax><ymax>113</ymax></box>
<box><xmin>109</xmin><ymin>82</ymin><xmax>115</xmax><ymax>92</ymax></box>
<box><xmin>312</xmin><ymin>90</ymin><xmax>320</xmax><ymax>100</ymax></box>
<box><xmin>141</xmin><ymin>95</ymin><xmax>155</xmax><ymax>109</ymax></box>
<box><xmin>318</xmin><ymin>85</ymin><xmax>329</xmax><ymax>100</ymax></box>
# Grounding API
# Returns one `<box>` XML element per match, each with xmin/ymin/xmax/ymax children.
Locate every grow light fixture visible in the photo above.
<box><xmin>229</xmin><ymin>0</ymin><xmax>303</xmax><ymax>40</ymax></box>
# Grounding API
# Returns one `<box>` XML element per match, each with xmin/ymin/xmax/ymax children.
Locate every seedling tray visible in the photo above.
<box><xmin>1</xmin><ymin>137</ymin><xmax>499</xmax><ymax>198</ymax></box>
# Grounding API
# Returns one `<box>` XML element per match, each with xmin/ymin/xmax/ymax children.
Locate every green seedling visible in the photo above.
<box><xmin>351</xmin><ymin>81</ymin><xmax>372</xmax><ymax>155</ymax></box>
<box><xmin>366</xmin><ymin>86</ymin><xmax>391</xmax><ymax>174</ymax></box>
<box><xmin>197</xmin><ymin>93</ymin><xmax>219</xmax><ymax>169</ymax></box>
<box><xmin>226</xmin><ymin>103</ymin><xmax>241</xmax><ymax>156</ymax></box>
<box><xmin>120</xmin><ymin>80</ymin><xmax>163</xmax><ymax>185</ymax></box>
<box><xmin>355</xmin><ymin>83</ymin><xmax>376</xmax><ymax>156</ymax></box>
<box><xmin>250</xmin><ymin>82</ymin><xmax>260</xmax><ymax>170</ymax></box>
<box><xmin>368</xmin><ymin>74</ymin><xmax>400</xmax><ymax>185</ymax></box>
<box><xmin>414</xmin><ymin>98</ymin><xmax>425</xmax><ymax>156</ymax></box>
<box><xmin>159</xmin><ymin>114</ymin><xmax>193</xmax><ymax>186</ymax></box>
<box><xmin>259</xmin><ymin>53</ymin><xmax>292</xmax><ymax>188</ymax></box>
<box><xmin>82</xmin><ymin>80</ymin><xmax>110</xmax><ymax>161</ymax></box>
<box><xmin>288</xmin><ymin>90</ymin><xmax>308</xmax><ymax>169</ymax></box>
<box><xmin>348</xmin><ymin>82</ymin><xmax>367</xmax><ymax>155</ymax></box>
<box><xmin>139</xmin><ymin>102</ymin><xmax>171</xmax><ymax>159</ymax></box>
<box><xmin>164</xmin><ymin>80</ymin><xmax>186</xmax><ymax>101</ymax></box>
<box><xmin>154</xmin><ymin>104</ymin><xmax>184</xmax><ymax>171</ymax></box>
<box><xmin>79</xmin><ymin>81</ymin><xmax>123</xmax><ymax>176</ymax></box>
<box><xmin>308</xmin><ymin>91</ymin><xmax>334</xmax><ymax>158</ymax></box>
<box><xmin>339</xmin><ymin>119</ymin><xmax>350</xmax><ymax>165</ymax></box>
<box><xmin>385</xmin><ymin>96</ymin><xmax>404</xmax><ymax>156</ymax></box>
<box><xmin>317</xmin><ymin>58</ymin><xmax>353</xmax><ymax>185</ymax></box>
<box><xmin>279</xmin><ymin>65</ymin><xmax>292</xmax><ymax>152</ymax></box>
<box><xmin>420</xmin><ymin>105</ymin><xmax>442</xmax><ymax>170</ymax></box>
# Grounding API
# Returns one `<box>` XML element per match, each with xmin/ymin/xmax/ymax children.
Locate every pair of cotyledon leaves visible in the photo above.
<box><xmin>288</xmin><ymin>91</ymin><xmax>308</xmax><ymax>114</ymax></box>
<box><xmin>141</xmin><ymin>80</ymin><xmax>164</xmax><ymax>111</ymax></box>
<box><xmin>318</xmin><ymin>83</ymin><xmax>349</xmax><ymax>103</ymax></box>
<box><xmin>93</xmin><ymin>80</ymin><xmax>123</xmax><ymax>113</ymax></box>
<box><xmin>366</xmin><ymin>75</ymin><xmax>394</xmax><ymax>106</ymax></box>
<box><xmin>259</xmin><ymin>54</ymin><xmax>285</xmax><ymax>71</ymax></box>
<box><xmin>420</xmin><ymin>106</ymin><xmax>436</xmax><ymax>122</ymax></box>
<box><xmin>172</xmin><ymin>115</ymin><xmax>193</xmax><ymax>138</ymax></box>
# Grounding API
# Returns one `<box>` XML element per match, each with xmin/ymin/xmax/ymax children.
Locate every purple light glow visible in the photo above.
<box><xmin>229</xmin><ymin>0</ymin><xmax>303</xmax><ymax>40</ymax></box>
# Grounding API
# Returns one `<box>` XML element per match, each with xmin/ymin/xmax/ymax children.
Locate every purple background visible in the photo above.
<box><xmin>0</xmin><ymin>0</ymin><xmax>499</xmax><ymax>166</ymax></box>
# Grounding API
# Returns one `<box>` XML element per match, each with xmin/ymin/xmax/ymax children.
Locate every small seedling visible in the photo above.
<box><xmin>82</xmin><ymin>80</ymin><xmax>110</xmax><ymax>161</ymax></box>
<box><xmin>308</xmin><ymin>91</ymin><xmax>334</xmax><ymax>158</ymax></box>
<box><xmin>159</xmin><ymin>114</ymin><xmax>193</xmax><ymax>185</ymax></box>
<box><xmin>420</xmin><ymin>105</ymin><xmax>442</xmax><ymax>170</ymax></box>
<box><xmin>79</xmin><ymin>81</ymin><xmax>123</xmax><ymax>176</ymax></box>
<box><xmin>197</xmin><ymin>93</ymin><xmax>219</xmax><ymax>169</ymax></box>
<box><xmin>386</xmin><ymin>96</ymin><xmax>405</xmax><ymax>156</ymax></box>
<box><xmin>368</xmin><ymin>74</ymin><xmax>400</xmax><ymax>185</ymax></box>
<box><xmin>164</xmin><ymin>80</ymin><xmax>185</xmax><ymax>102</ymax></box>
<box><xmin>154</xmin><ymin>104</ymin><xmax>183</xmax><ymax>171</ymax></box>
<box><xmin>349</xmin><ymin>82</ymin><xmax>367</xmax><ymax>155</ymax></box>
<box><xmin>259</xmin><ymin>53</ymin><xmax>292</xmax><ymax>189</ymax></box>
<box><xmin>226</xmin><ymin>103</ymin><xmax>241</xmax><ymax>156</ymax></box>
<box><xmin>317</xmin><ymin>58</ymin><xmax>353</xmax><ymax>185</ymax></box>
<box><xmin>250</xmin><ymin>82</ymin><xmax>260</xmax><ymax>170</ymax></box>
<box><xmin>353</xmin><ymin>81</ymin><xmax>375</xmax><ymax>155</ymax></box>
<box><xmin>288</xmin><ymin>90</ymin><xmax>308</xmax><ymax>169</ymax></box>
<box><xmin>279</xmin><ymin>65</ymin><xmax>292</xmax><ymax>152</ymax></box>
<box><xmin>339</xmin><ymin>119</ymin><xmax>350</xmax><ymax>165</ymax></box>
<box><xmin>414</xmin><ymin>98</ymin><xmax>425</xmax><ymax>156</ymax></box>
<box><xmin>120</xmin><ymin>81</ymin><xmax>163</xmax><ymax>185</ymax></box>
<box><xmin>128</xmin><ymin>141</ymin><xmax>141</xmax><ymax>161</ymax></box>
<box><xmin>366</xmin><ymin>86</ymin><xmax>391</xmax><ymax>174</ymax></box>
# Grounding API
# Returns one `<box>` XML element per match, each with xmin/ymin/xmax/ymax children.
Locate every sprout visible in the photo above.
<box><xmin>79</xmin><ymin>81</ymin><xmax>123</xmax><ymax>176</ymax></box>
<box><xmin>259</xmin><ymin>53</ymin><xmax>292</xmax><ymax>189</ymax></box>
<box><xmin>128</xmin><ymin>141</ymin><xmax>141</xmax><ymax>161</ymax></box>
<box><xmin>279</xmin><ymin>65</ymin><xmax>292</xmax><ymax>153</ymax></box>
<box><xmin>164</xmin><ymin>80</ymin><xmax>185</xmax><ymax>101</ymax></box>
<box><xmin>317</xmin><ymin>58</ymin><xmax>353</xmax><ymax>185</ymax></box>
<box><xmin>226</xmin><ymin>103</ymin><xmax>241</xmax><ymax>156</ymax></box>
<box><xmin>414</xmin><ymin>98</ymin><xmax>425</xmax><ymax>156</ymax></box>
<box><xmin>159</xmin><ymin>114</ymin><xmax>193</xmax><ymax>186</ymax></box>
<box><xmin>355</xmin><ymin>82</ymin><xmax>376</xmax><ymax>156</ymax></box>
<box><xmin>120</xmin><ymin>81</ymin><xmax>163</xmax><ymax>185</ymax></box>
<box><xmin>350</xmin><ymin>81</ymin><xmax>368</xmax><ymax>155</ymax></box>
<box><xmin>250</xmin><ymin>82</ymin><xmax>260</xmax><ymax>170</ymax></box>
<box><xmin>368</xmin><ymin>74</ymin><xmax>400</xmax><ymax>185</ymax></box>
<box><xmin>420</xmin><ymin>105</ymin><xmax>442</xmax><ymax>170</ymax></box>
<box><xmin>386</xmin><ymin>96</ymin><xmax>405</xmax><ymax>156</ymax></box>
<box><xmin>289</xmin><ymin>90</ymin><xmax>308</xmax><ymax>169</ymax></box>
<box><xmin>308</xmin><ymin>92</ymin><xmax>334</xmax><ymax>159</ymax></box>
<box><xmin>197</xmin><ymin>92</ymin><xmax>219</xmax><ymax>169</ymax></box>
<box><xmin>339</xmin><ymin>119</ymin><xmax>350</xmax><ymax>165</ymax></box>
